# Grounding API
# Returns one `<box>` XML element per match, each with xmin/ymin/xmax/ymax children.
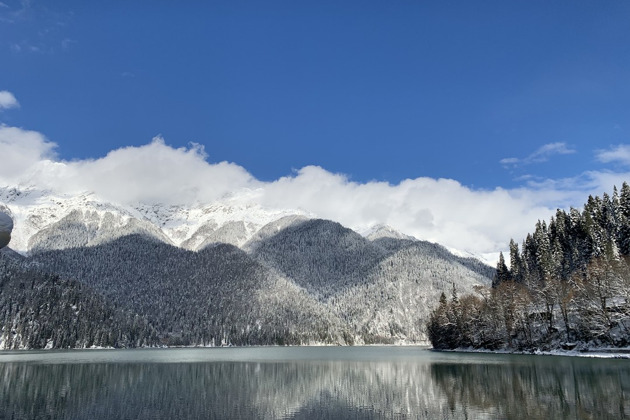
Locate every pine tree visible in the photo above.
<box><xmin>533</xmin><ymin>220</ymin><xmax>553</xmax><ymax>285</ymax></box>
<box><xmin>493</xmin><ymin>252</ymin><xmax>511</xmax><ymax>287</ymax></box>
<box><xmin>509</xmin><ymin>239</ymin><xmax>524</xmax><ymax>283</ymax></box>
<box><xmin>617</xmin><ymin>182</ymin><xmax>630</xmax><ymax>255</ymax></box>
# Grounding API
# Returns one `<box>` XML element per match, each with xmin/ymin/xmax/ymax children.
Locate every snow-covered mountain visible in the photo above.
<box><xmin>0</xmin><ymin>185</ymin><xmax>495</xmax><ymax>348</ymax></box>
<box><xmin>0</xmin><ymin>186</ymin><xmax>310</xmax><ymax>254</ymax></box>
<box><xmin>0</xmin><ymin>185</ymin><xmax>436</xmax><ymax>257</ymax></box>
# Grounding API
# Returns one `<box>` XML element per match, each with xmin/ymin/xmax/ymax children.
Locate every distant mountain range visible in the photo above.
<box><xmin>0</xmin><ymin>186</ymin><xmax>493</xmax><ymax>349</ymax></box>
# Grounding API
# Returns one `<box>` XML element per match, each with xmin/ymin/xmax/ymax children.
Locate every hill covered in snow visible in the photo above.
<box><xmin>0</xmin><ymin>185</ymin><xmax>493</xmax><ymax>348</ymax></box>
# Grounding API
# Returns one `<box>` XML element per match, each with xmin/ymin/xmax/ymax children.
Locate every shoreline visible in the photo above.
<box><xmin>0</xmin><ymin>342</ymin><xmax>433</xmax><ymax>352</ymax></box>
<box><xmin>433</xmin><ymin>346</ymin><xmax>630</xmax><ymax>359</ymax></box>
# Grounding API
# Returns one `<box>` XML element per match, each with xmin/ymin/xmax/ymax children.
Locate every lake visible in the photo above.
<box><xmin>0</xmin><ymin>346</ymin><xmax>628</xmax><ymax>419</ymax></box>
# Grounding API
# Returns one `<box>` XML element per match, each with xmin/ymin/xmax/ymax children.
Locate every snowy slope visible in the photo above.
<box><xmin>250</xmin><ymin>219</ymin><xmax>492</xmax><ymax>342</ymax></box>
<box><xmin>362</xmin><ymin>223</ymin><xmax>417</xmax><ymax>241</ymax></box>
<box><xmin>1</xmin><ymin>185</ymin><xmax>454</xmax><ymax>257</ymax></box>
<box><xmin>0</xmin><ymin>186</ymin><xmax>310</xmax><ymax>254</ymax></box>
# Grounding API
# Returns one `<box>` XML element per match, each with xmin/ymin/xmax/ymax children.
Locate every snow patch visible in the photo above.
<box><xmin>362</xmin><ymin>224</ymin><xmax>417</xmax><ymax>241</ymax></box>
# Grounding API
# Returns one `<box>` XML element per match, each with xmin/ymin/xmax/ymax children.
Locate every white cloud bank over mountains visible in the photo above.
<box><xmin>1</xmin><ymin>121</ymin><xmax>628</xmax><ymax>261</ymax></box>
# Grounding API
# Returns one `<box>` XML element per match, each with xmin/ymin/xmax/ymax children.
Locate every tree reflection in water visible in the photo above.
<box><xmin>431</xmin><ymin>356</ymin><xmax>630</xmax><ymax>420</ymax></box>
<box><xmin>0</xmin><ymin>350</ymin><xmax>628</xmax><ymax>419</ymax></box>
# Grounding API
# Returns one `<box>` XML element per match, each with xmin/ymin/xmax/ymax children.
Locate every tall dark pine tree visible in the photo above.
<box><xmin>534</xmin><ymin>220</ymin><xmax>552</xmax><ymax>285</ymax></box>
<box><xmin>617</xmin><ymin>182</ymin><xmax>630</xmax><ymax>255</ymax></box>
<box><xmin>522</xmin><ymin>233</ymin><xmax>538</xmax><ymax>286</ymax></box>
<box><xmin>493</xmin><ymin>251</ymin><xmax>511</xmax><ymax>287</ymax></box>
<box><xmin>508</xmin><ymin>239</ymin><xmax>524</xmax><ymax>283</ymax></box>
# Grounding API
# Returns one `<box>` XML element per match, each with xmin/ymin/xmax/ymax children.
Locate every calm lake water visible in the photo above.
<box><xmin>0</xmin><ymin>346</ymin><xmax>628</xmax><ymax>419</ymax></box>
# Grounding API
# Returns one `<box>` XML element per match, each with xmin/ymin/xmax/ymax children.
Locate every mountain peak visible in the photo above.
<box><xmin>363</xmin><ymin>224</ymin><xmax>417</xmax><ymax>241</ymax></box>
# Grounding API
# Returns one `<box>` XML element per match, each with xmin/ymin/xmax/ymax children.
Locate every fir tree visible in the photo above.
<box><xmin>509</xmin><ymin>239</ymin><xmax>524</xmax><ymax>283</ymax></box>
<box><xmin>493</xmin><ymin>252</ymin><xmax>511</xmax><ymax>287</ymax></box>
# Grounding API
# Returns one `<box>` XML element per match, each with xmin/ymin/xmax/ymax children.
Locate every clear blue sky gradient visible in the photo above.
<box><xmin>1</xmin><ymin>1</ymin><xmax>630</xmax><ymax>188</ymax></box>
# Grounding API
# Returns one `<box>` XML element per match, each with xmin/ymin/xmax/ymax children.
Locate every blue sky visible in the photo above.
<box><xmin>1</xmin><ymin>0</ymin><xmax>629</xmax><ymax>186</ymax></box>
<box><xmin>2</xmin><ymin>1</ymin><xmax>630</xmax><ymax>259</ymax></box>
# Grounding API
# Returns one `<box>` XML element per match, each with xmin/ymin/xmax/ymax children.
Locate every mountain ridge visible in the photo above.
<box><xmin>0</xmin><ymin>187</ymin><xmax>494</xmax><ymax>348</ymax></box>
<box><xmin>1</xmin><ymin>186</ymin><xmax>492</xmax><ymax>264</ymax></box>
<box><xmin>0</xmin><ymin>186</ymin><xmax>312</xmax><ymax>254</ymax></box>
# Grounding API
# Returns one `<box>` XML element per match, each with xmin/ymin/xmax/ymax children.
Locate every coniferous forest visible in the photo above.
<box><xmin>427</xmin><ymin>183</ymin><xmax>630</xmax><ymax>351</ymax></box>
<box><xmin>0</xmin><ymin>217</ymin><xmax>492</xmax><ymax>349</ymax></box>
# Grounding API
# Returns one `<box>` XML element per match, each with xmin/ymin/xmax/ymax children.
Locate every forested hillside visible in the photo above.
<box><xmin>32</xmin><ymin>234</ymin><xmax>351</xmax><ymax>347</ymax></box>
<box><xmin>250</xmin><ymin>219</ymin><xmax>388</xmax><ymax>298</ymax></box>
<box><xmin>427</xmin><ymin>184</ymin><xmax>630</xmax><ymax>351</ymax></box>
<box><xmin>0</xmin><ymin>214</ymin><xmax>493</xmax><ymax>349</ymax></box>
<box><xmin>250</xmin><ymin>220</ymin><xmax>491</xmax><ymax>343</ymax></box>
<box><xmin>0</xmin><ymin>249</ymin><xmax>158</xmax><ymax>349</ymax></box>
<box><xmin>0</xmin><ymin>183</ymin><xmax>496</xmax><ymax>349</ymax></box>
<box><xmin>334</xmin><ymin>241</ymin><xmax>492</xmax><ymax>343</ymax></box>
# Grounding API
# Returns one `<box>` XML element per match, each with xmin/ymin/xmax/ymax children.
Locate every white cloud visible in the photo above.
<box><xmin>261</xmin><ymin>170</ymin><xmax>555</xmax><ymax>255</ymax></box>
<box><xmin>596</xmin><ymin>144</ymin><xmax>630</xmax><ymax>166</ymax></box>
<box><xmin>501</xmin><ymin>142</ymin><xmax>576</xmax><ymax>167</ymax></box>
<box><xmin>0</xmin><ymin>124</ymin><xmax>623</xmax><ymax>260</ymax></box>
<box><xmin>13</xmin><ymin>136</ymin><xmax>260</xmax><ymax>205</ymax></box>
<box><xmin>0</xmin><ymin>91</ymin><xmax>19</xmax><ymax>110</ymax></box>
<box><xmin>0</xmin><ymin>125</ymin><xmax>57</xmax><ymax>182</ymax></box>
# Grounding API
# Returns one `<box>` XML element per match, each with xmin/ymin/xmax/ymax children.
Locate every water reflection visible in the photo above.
<box><xmin>431</xmin><ymin>356</ymin><xmax>630</xmax><ymax>420</ymax></box>
<box><xmin>0</xmin><ymin>348</ymin><xmax>628</xmax><ymax>419</ymax></box>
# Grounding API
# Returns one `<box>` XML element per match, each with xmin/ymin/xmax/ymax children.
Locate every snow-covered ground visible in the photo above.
<box><xmin>437</xmin><ymin>346</ymin><xmax>630</xmax><ymax>359</ymax></box>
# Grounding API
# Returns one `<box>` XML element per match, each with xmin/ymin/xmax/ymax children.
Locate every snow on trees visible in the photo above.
<box><xmin>427</xmin><ymin>183</ymin><xmax>630</xmax><ymax>351</ymax></box>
